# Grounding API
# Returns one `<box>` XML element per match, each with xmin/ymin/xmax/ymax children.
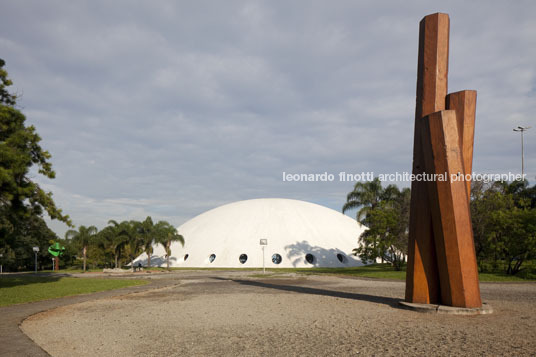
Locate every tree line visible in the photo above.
<box><xmin>0</xmin><ymin>216</ymin><xmax>184</xmax><ymax>272</ymax></box>
<box><xmin>344</xmin><ymin>178</ymin><xmax>536</xmax><ymax>275</ymax></box>
<box><xmin>64</xmin><ymin>217</ymin><xmax>184</xmax><ymax>271</ymax></box>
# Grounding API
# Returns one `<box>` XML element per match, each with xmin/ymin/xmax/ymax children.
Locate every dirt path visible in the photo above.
<box><xmin>21</xmin><ymin>272</ymin><xmax>536</xmax><ymax>356</ymax></box>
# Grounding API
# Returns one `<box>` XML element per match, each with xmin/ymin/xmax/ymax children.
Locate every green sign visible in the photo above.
<box><xmin>48</xmin><ymin>242</ymin><xmax>65</xmax><ymax>257</ymax></box>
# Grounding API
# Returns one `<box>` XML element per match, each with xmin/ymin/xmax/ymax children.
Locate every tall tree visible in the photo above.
<box><xmin>342</xmin><ymin>179</ymin><xmax>401</xmax><ymax>226</ymax></box>
<box><xmin>156</xmin><ymin>221</ymin><xmax>184</xmax><ymax>269</ymax></box>
<box><xmin>65</xmin><ymin>225</ymin><xmax>98</xmax><ymax>272</ymax></box>
<box><xmin>343</xmin><ymin>178</ymin><xmax>386</xmax><ymax>224</ymax></box>
<box><xmin>0</xmin><ymin>59</ymin><xmax>17</xmax><ymax>106</ymax></box>
<box><xmin>138</xmin><ymin>216</ymin><xmax>156</xmax><ymax>267</ymax></box>
<box><xmin>97</xmin><ymin>224</ymin><xmax>122</xmax><ymax>268</ymax></box>
<box><xmin>471</xmin><ymin>180</ymin><xmax>536</xmax><ymax>274</ymax></box>
<box><xmin>350</xmin><ymin>186</ymin><xmax>410</xmax><ymax>270</ymax></box>
<box><xmin>493</xmin><ymin>206</ymin><xmax>536</xmax><ymax>275</ymax></box>
<box><xmin>343</xmin><ymin>178</ymin><xmax>405</xmax><ymax>266</ymax></box>
<box><xmin>0</xmin><ymin>59</ymin><xmax>70</xmax><ymax>267</ymax></box>
<box><xmin>113</xmin><ymin>220</ymin><xmax>144</xmax><ymax>269</ymax></box>
<box><xmin>106</xmin><ymin>220</ymin><xmax>130</xmax><ymax>268</ymax></box>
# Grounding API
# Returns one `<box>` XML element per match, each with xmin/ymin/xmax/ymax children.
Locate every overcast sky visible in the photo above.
<box><xmin>1</xmin><ymin>0</ymin><xmax>534</xmax><ymax>236</ymax></box>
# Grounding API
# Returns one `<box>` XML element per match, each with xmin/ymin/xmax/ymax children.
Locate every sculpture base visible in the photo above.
<box><xmin>399</xmin><ymin>301</ymin><xmax>493</xmax><ymax>315</ymax></box>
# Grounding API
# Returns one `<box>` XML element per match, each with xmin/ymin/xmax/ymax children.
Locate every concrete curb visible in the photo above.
<box><xmin>399</xmin><ymin>301</ymin><xmax>493</xmax><ymax>315</ymax></box>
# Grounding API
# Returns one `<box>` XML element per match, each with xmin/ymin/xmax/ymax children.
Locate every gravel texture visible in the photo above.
<box><xmin>21</xmin><ymin>271</ymin><xmax>536</xmax><ymax>356</ymax></box>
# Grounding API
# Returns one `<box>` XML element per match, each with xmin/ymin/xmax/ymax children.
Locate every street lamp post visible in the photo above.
<box><xmin>260</xmin><ymin>239</ymin><xmax>268</xmax><ymax>274</ymax></box>
<box><xmin>32</xmin><ymin>246</ymin><xmax>39</xmax><ymax>273</ymax></box>
<box><xmin>513</xmin><ymin>126</ymin><xmax>531</xmax><ymax>179</ymax></box>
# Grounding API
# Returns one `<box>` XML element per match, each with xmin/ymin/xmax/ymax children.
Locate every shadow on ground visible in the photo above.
<box><xmin>213</xmin><ymin>277</ymin><xmax>401</xmax><ymax>308</ymax></box>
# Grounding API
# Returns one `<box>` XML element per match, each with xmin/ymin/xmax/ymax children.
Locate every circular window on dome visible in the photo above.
<box><xmin>184</xmin><ymin>254</ymin><xmax>189</xmax><ymax>261</ymax></box>
<box><xmin>239</xmin><ymin>254</ymin><xmax>248</xmax><ymax>264</ymax></box>
<box><xmin>209</xmin><ymin>254</ymin><xmax>216</xmax><ymax>263</ymax></box>
<box><xmin>272</xmin><ymin>253</ymin><xmax>282</xmax><ymax>264</ymax></box>
<box><xmin>305</xmin><ymin>253</ymin><xmax>315</xmax><ymax>264</ymax></box>
<box><xmin>336</xmin><ymin>253</ymin><xmax>346</xmax><ymax>263</ymax></box>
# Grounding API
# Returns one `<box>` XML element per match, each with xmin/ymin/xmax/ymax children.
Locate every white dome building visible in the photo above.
<box><xmin>134</xmin><ymin>198</ymin><xmax>366</xmax><ymax>268</ymax></box>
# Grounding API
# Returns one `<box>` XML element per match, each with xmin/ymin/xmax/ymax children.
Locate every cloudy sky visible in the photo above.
<box><xmin>1</xmin><ymin>1</ymin><xmax>534</xmax><ymax>236</ymax></box>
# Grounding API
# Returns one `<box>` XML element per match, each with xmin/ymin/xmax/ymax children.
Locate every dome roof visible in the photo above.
<box><xmin>135</xmin><ymin>198</ymin><xmax>366</xmax><ymax>268</ymax></box>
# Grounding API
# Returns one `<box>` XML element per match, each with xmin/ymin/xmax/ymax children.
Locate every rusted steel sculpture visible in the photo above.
<box><xmin>405</xmin><ymin>13</ymin><xmax>482</xmax><ymax>308</ymax></box>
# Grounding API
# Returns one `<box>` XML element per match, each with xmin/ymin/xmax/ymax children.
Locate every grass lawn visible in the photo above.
<box><xmin>165</xmin><ymin>263</ymin><xmax>535</xmax><ymax>282</ymax></box>
<box><xmin>477</xmin><ymin>272</ymin><xmax>534</xmax><ymax>282</ymax></box>
<box><xmin>39</xmin><ymin>268</ymin><xmax>103</xmax><ymax>273</ymax></box>
<box><xmin>296</xmin><ymin>265</ymin><xmax>407</xmax><ymax>280</ymax></box>
<box><xmin>0</xmin><ymin>276</ymin><xmax>148</xmax><ymax>307</ymax></box>
<box><xmin>248</xmin><ymin>264</ymin><xmax>536</xmax><ymax>282</ymax></box>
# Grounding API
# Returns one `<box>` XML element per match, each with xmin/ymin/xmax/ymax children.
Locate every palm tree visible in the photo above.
<box><xmin>343</xmin><ymin>178</ymin><xmax>401</xmax><ymax>263</ymax></box>
<box><xmin>96</xmin><ymin>226</ymin><xmax>113</xmax><ymax>268</ymax></box>
<box><xmin>342</xmin><ymin>178</ymin><xmax>398</xmax><ymax>224</ymax></box>
<box><xmin>98</xmin><ymin>224</ymin><xmax>127</xmax><ymax>268</ymax></box>
<box><xmin>65</xmin><ymin>225</ymin><xmax>98</xmax><ymax>272</ymax></box>
<box><xmin>155</xmin><ymin>221</ymin><xmax>184</xmax><ymax>269</ymax></box>
<box><xmin>107</xmin><ymin>220</ymin><xmax>129</xmax><ymax>268</ymax></box>
<box><xmin>138</xmin><ymin>216</ymin><xmax>156</xmax><ymax>267</ymax></box>
<box><xmin>115</xmin><ymin>220</ymin><xmax>144</xmax><ymax>270</ymax></box>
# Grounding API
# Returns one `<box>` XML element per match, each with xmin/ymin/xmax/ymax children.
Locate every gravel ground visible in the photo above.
<box><xmin>21</xmin><ymin>271</ymin><xmax>536</xmax><ymax>356</ymax></box>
